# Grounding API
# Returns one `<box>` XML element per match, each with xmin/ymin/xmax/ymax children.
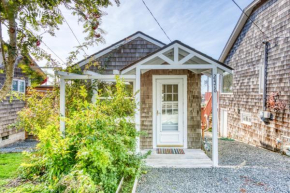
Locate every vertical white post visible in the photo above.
<box><xmin>91</xmin><ymin>79</ymin><xmax>98</xmax><ymax>104</ymax></box>
<box><xmin>135</xmin><ymin>67</ymin><xmax>141</xmax><ymax>152</ymax></box>
<box><xmin>174</xmin><ymin>45</ymin><xmax>178</xmax><ymax>65</ymax></box>
<box><xmin>60</xmin><ymin>77</ymin><xmax>66</xmax><ymax>137</ymax></box>
<box><xmin>212</xmin><ymin>67</ymin><xmax>218</xmax><ymax>166</ymax></box>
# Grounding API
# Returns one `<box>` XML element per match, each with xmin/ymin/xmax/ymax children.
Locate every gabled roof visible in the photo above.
<box><xmin>120</xmin><ymin>40</ymin><xmax>233</xmax><ymax>72</ymax></box>
<box><xmin>76</xmin><ymin>31</ymin><xmax>166</xmax><ymax>68</ymax></box>
<box><xmin>219</xmin><ymin>0</ymin><xmax>262</xmax><ymax>62</ymax></box>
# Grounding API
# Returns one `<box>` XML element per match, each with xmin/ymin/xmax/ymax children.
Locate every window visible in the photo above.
<box><xmin>241</xmin><ymin>112</ymin><xmax>252</xmax><ymax>125</ymax></box>
<box><xmin>222</xmin><ymin>72</ymin><xmax>233</xmax><ymax>93</ymax></box>
<box><xmin>12</xmin><ymin>79</ymin><xmax>25</xmax><ymax>93</ymax></box>
<box><xmin>259</xmin><ymin>65</ymin><xmax>264</xmax><ymax>94</ymax></box>
<box><xmin>98</xmin><ymin>81</ymin><xmax>134</xmax><ymax>99</ymax></box>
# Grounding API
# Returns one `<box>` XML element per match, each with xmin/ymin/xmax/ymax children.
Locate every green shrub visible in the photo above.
<box><xmin>16</xmin><ymin>76</ymin><xmax>144</xmax><ymax>192</ymax></box>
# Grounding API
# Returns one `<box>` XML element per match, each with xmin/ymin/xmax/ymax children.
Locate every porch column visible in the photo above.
<box><xmin>135</xmin><ymin>67</ymin><xmax>141</xmax><ymax>152</ymax></box>
<box><xmin>91</xmin><ymin>79</ymin><xmax>98</xmax><ymax>104</ymax></box>
<box><xmin>212</xmin><ymin>67</ymin><xmax>218</xmax><ymax>166</ymax></box>
<box><xmin>60</xmin><ymin>77</ymin><xmax>66</xmax><ymax>137</ymax></box>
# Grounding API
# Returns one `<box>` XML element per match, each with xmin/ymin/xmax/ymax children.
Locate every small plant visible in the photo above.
<box><xmin>220</xmin><ymin>137</ymin><xmax>235</xmax><ymax>141</ymax></box>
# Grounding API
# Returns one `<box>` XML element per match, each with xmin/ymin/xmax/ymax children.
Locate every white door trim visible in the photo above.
<box><xmin>152</xmin><ymin>75</ymin><xmax>187</xmax><ymax>148</ymax></box>
<box><xmin>220</xmin><ymin>108</ymin><xmax>228</xmax><ymax>138</ymax></box>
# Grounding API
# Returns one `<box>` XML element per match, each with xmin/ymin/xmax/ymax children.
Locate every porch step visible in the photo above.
<box><xmin>145</xmin><ymin>159</ymin><xmax>213</xmax><ymax>168</ymax></box>
<box><xmin>146</xmin><ymin>153</ymin><xmax>209</xmax><ymax>159</ymax></box>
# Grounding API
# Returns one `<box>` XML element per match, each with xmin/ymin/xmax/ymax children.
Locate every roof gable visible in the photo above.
<box><xmin>77</xmin><ymin>32</ymin><xmax>165</xmax><ymax>73</ymax></box>
<box><xmin>219</xmin><ymin>0</ymin><xmax>262</xmax><ymax>62</ymax></box>
<box><xmin>120</xmin><ymin>40</ymin><xmax>233</xmax><ymax>75</ymax></box>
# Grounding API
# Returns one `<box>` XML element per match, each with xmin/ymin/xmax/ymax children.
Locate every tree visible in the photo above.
<box><xmin>0</xmin><ymin>0</ymin><xmax>119</xmax><ymax>100</ymax></box>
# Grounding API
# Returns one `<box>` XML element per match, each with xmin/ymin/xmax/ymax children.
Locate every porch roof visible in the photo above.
<box><xmin>120</xmin><ymin>40</ymin><xmax>233</xmax><ymax>76</ymax></box>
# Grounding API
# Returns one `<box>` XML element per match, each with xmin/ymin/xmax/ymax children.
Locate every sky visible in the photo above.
<box><xmin>4</xmin><ymin>0</ymin><xmax>253</xmax><ymax>89</ymax></box>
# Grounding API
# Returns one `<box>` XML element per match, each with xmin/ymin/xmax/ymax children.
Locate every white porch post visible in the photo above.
<box><xmin>91</xmin><ymin>79</ymin><xmax>98</xmax><ymax>104</ymax></box>
<box><xmin>212</xmin><ymin>67</ymin><xmax>218</xmax><ymax>166</ymax></box>
<box><xmin>135</xmin><ymin>67</ymin><xmax>141</xmax><ymax>152</ymax></box>
<box><xmin>60</xmin><ymin>77</ymin><xmax>66</xmax><ymax>137</ymax></box>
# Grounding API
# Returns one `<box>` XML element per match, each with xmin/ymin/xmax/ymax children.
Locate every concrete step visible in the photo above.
<box><xmin>145</xmin><ymin>159</ymin><xmax>213</xmax><ymax>168</ymax></box>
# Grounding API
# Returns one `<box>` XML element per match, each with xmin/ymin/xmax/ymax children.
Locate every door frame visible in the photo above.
<box><xmin>220</xmin><ymin>108</ymin><xmax>228</xmax><ymax>138</ymax></box>
<box><xmin>152</xmin><ymin>75</ymin><xmax>187</xmax><ymax>148</ymax></box>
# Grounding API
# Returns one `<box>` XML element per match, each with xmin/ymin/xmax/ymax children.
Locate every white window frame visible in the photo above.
<box><xmin>259</xmin><ymin>65</ymin><xmax>264</xmax><ymax>94</ymax></box>
<box><xmin>221</xmin><ymin>72</ymin><xmax>233</xmax><ymax>94</ymax></box>
<box><xmin>240</xmin><ymin>112</ymin><xmax>252</xmax><ymax>125</ymax></box>
<box><xmin>12</xmin><ymin>79</ymin><xmax>26</xmax><ymax>93</ymax></box>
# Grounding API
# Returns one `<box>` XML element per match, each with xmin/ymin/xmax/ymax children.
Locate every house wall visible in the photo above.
<box><xmin>219</xmin><ymin>0</ymin><xmax>290</xmax><ymax>151</ymax></box>
<box><xmin>0</xmin><ymin>66</ymin><xmax>28</xmax><ymax>147</ymax></box>
<box><xmin>140</xmin><ymin>70</ymin><xmax>201</xmax><ymax>149</ymax></box>
<box><xmin>81</xmin><ymin>37</ymin><xmax>161</xmax><ymax>75</ymax></box>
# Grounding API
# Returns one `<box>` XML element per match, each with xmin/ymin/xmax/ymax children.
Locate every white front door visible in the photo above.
<box><xmin>156</xmin><ymin>78</ymin><xmax>184</xmax><ymax>147</ymax></box>
<box><xmin>220</xmin><ymin>109</ymin><xmax>228</xmax><ymax>138</ymax></box>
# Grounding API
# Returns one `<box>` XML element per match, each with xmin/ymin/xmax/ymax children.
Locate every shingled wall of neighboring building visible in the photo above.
<box><xmin>81</xmin><ymin>37</ymin><xmax>161</xmax><ymax>75</ymax></box>
<box><xmin>0</xmin><ymin>66</ymin><xmax>28</xmax><ymax>147</ymax></box>
<box><xmin>219</xmin><ymin>0</ymin><xmax>290</xmax><ymax>151</ymax></box>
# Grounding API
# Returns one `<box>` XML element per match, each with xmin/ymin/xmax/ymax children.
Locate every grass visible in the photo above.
<box><xmin>0</xmin><ymin>153</ymin><xmax>25</xmax><ymax>179</ymax></box>
<box><xmin>220</xmin><ymin>137</ymin><xmax>235</xmax><ymax>141</ymax></box>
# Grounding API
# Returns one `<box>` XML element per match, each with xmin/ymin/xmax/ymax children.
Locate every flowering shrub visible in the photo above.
<box><xmin>16</xmin><ymin>77</ymin><xmax>143</xmax><ymax>192</ymax></box>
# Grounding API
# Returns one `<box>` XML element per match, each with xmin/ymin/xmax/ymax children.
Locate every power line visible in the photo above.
<box><xmin>231</xmin><ymin>0</ymin><xmax>268</xmax><ymax>38</ymax></box>
<box><xmin>61</xmin><ymin>11</ymin><xmax>88</xmax><ymax>56</ymax></box>
<box><xmin>141</xmin><ymin>0</ymin><xmax>172</xmax><ymax>42</ymax></box>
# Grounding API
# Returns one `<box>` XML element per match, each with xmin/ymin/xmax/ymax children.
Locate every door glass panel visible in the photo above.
<box><xmin>161</xmin><ymin>84</ymin><xmax>178</xmax><ymax>131</ymax></box>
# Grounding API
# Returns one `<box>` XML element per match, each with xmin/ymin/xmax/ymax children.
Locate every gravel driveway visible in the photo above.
<box><xmin>137</xmin><ymin>140</ymin><xmax>290</xmax><ymax>193</ymax></box>
<box><xmin>0</xmin><ymin>139</ymin><xmax>38</xmax><ymax>153</ymax></box>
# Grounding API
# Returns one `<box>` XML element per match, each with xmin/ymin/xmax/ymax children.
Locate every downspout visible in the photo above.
<box><xmin>262</xmin><ymin>41</ymin><xmax>269</xmax><ymax>111</ymax></box>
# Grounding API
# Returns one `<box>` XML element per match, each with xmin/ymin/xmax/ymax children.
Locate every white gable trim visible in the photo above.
<box><xmin>121</xmin><ymin>42</ymin><xmax>233</xmax><ymax>75</ymax></box>
<box><xmin>77</xmin><ymin>32</ymin><xmax>165</xmax><ymax>68</ymax></box>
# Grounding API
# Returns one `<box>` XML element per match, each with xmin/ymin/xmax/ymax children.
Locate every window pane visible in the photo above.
<box><xmin>173</xmin><ymin>85</ymin><xmax>178</xmax><ymax>93</ymax></box>
<box><xmin>12</xmin><ymin>80</ymin><xmax>18</xmax><ymax>91</ymax></box>
<box><xmin>222</xmin><ymin>72</ymin><xmax>233</xmax><ymax>93</ymax></box>
<box><xmin>19</xmin><ymin>81</ymin><xmax>25</xmax><ymax>93</ymax></box>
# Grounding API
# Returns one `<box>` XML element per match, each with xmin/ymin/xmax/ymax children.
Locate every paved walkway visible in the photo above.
<box><xmin>137</xmin><ymin>140</ymin><xmax>290</xmax><ymax>193</ymax></box>
<box><xmin>143</xmin><ymin>149</ymin><xmax>212</xmax><ymax>168</ymax></box>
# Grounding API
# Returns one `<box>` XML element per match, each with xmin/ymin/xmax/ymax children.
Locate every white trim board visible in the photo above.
<box><xmin>77</xmin><ymin>32</ymin><xmax>165</xmax><ymax>68</ymax></box>
<box><xmin>152</xmin><ymin>75</ymin><xmax>187</xmax><ymax>149</ymax></box>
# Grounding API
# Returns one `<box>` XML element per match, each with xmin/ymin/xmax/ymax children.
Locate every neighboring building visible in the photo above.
<box><xmin>61</xmin><ymin>31</ymin><xmax>233</xmax><ymax>166</ymax></box>
<box><xmin>219</xmin><ymin>0</ymin><xmax>290</xmax><ymax>151</ymax></box>
<box><xmin>0</xmin><ymin>56</ymin><xmax>46</xmax><ymax>147</ymax></box>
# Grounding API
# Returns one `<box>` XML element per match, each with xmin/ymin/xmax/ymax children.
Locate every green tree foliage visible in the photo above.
<box><xmin>0</xmin><ymin>0</ymin><xmax>119</xmax><ymax>100</ymax></box>
<box><xmin>13</xmin><ymin>77</ymin><xmax>143</xmax><ymax>192</ymax></box>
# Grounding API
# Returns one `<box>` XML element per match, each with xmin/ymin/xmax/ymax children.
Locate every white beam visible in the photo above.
<box><xmin>91</xmin><ymin>80</ymin><xmax>98</xmax><ymax>104</ymax></box>
<box><xmin>174</xmin><ymin>45</ymin><xmax>178</xmax><ymax>64</ymax></box>
<box><xmin>83</xmin><ymin>70</ymin><xmax>101</xmax><ymax>76</ymax></box>
<box><xmin>60</xmin><ymin>77</ymin><xmax>65</xmax><ymax>137</ymax></box>
<box><xmin>139</xmin><ymin>64</ymin><xmax>213</xmax><ymax>70</ymax></box>
<box><xmin>179</xmin><ymin>53</ymin><xmax>195</xmax><ymax>64</ymax></box>
<box><xmin>158</xmin><ymin>54</ymin><xmax>174</xmax><ymax>65</ymax></box>
<box><xmin>212</xmin><ymin>67</ymin><xmax>218</xmax><ymax>167</ymax></box>
<box><xmin>135</xmin><ymin>67</ymin><xmax>141</xmax><ymax>152</ymax></box>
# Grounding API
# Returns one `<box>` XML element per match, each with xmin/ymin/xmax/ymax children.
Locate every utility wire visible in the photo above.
<box><xmin>61</xmin><ymin>11</ymin><xmax>88</xmax><ymax>56</ymax></box>
<box><xmin>141</xmin><ymin>0</ymin><xmax>172</xmax><ymax>42</ymax></box>
<box><xmin>231</xmin><ymin>0</ymin><xmax>268</xmax><ymax>38</ymax></box>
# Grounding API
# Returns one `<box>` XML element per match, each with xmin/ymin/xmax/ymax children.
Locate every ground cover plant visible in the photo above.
<box><xmin>2</xmin><ymin>77</ymin><xmax>144</xmax><ymax>192</ymax></box>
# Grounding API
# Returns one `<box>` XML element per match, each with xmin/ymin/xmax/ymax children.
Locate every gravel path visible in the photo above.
<box><xmin>137</xmin><ymin>139</ymin><xmax>290</xmax><ymax>193</ymax></box>
<box><xmin>0</xmin><ymin>139</ymin><xmax>38</xmax><ymax>153</ymax></box>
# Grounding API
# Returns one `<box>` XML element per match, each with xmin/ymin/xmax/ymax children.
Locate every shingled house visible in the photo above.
<box><xmin>57</xmin><ymin>31</ymin><xmax>233</xmax><ymax>166</ymax></box>
<box><xmin>219</xmin><ymin>0</ymin><xmax>290</xmax><ymax>151</ymax></box>
<box><xmin>0</xmin><ymin>55</ymin><xmax>46</xmax><ymax>147</ymax></box>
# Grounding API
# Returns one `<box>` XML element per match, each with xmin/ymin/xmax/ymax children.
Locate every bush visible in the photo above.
<box><xmin>16</xmin><ymin>77</ymin><xmax>144</xmax><ymax>192</ymax></box>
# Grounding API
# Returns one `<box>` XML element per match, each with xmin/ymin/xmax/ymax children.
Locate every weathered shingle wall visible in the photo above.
<box><xmin>81</xmin><ymin>37</ymin><xmax>161</xmax><ymax>74</ymax></box>
<box><xmin>140</xmin><ymin>70</ymin><xmax>201</xmax><ymax>149</ymax></box>
<box><xmin>220</xmin><ymin>0</ymin><xmax>290</xmax><ymax>150</ymax></box>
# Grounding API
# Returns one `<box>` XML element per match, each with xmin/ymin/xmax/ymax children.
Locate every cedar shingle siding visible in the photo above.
<box><xmin>140</xmin><ymin>70</ymin><xmax>201</xmax><ymax>149</ymax></box>
<box><xmin>0</xmin><ymin>66</ymin><xmax>27</xmax><ymax>147</ymax></box>
<box><xmin>220</xmin><ymin>0</ymin><xmax>290</xmax><ymax>150</ymax></box>
<box><xmin>81</xmin><ymin>37</ymin><xmax>161</xmax><ymax>74</ymax></box>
